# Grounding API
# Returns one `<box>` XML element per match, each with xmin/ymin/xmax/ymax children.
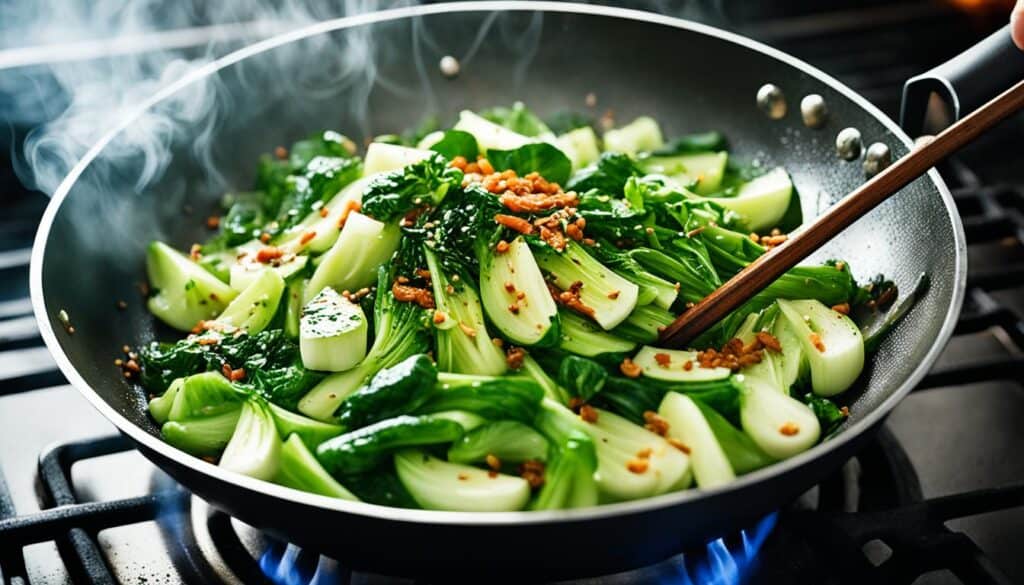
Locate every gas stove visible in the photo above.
<box><xmin>1</xmin><ymin>2</ymin><xmax>1022</xmax><ymax>584</ymax></box>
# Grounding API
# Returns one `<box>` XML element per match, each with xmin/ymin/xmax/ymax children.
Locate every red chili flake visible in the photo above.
<box><xmin>579</xmin><ymin>404</ymin><xmax>599</xmax><ymax>423</ymax></box>
<box><xmin>494</xmin><ymin>214</ymin><xmax>535</xmax><ymax>235</ymax></box>
<box><xmin>299</xmin><ymin>231</ymin><xmax>317</xmax><ymax>245</ymax></box>
<box><xmin>337</xmin><ymin>200</ymin><xmax>363</xmax><ymax>229</ymax></box>
<box><xmin>392</xmin><ymin>281</ymin><xmax>435</xmax><ymax>309</ymax></box>
<box><xmin>256</xmin><ymin>246</ymin><xmax>283</xmax><ymax>263</ymax></box>
<box><xmin>619</xmin><ymin>358</ymin><xmax>642</xmax><ymax>378</ymax></box>
<box><xmin>206</xmin><ymin>216</ymin><xmax>221</xmax><ymax>230</ymax></box>
<box><xmin>809</xmin><ymin>333</ymin><xmax>826</xmax><ymax>353</ymax></box>
<box><xmin>643</xmin><ymin>411</ymin><xmax>670</xmax><ymax>436</ymax></box>
<box><xmin>505</xmin><ymin>346</ymin><xmax>526</xmax><ymax>370</ymax></box>
<box><xmin>626</xmin><ymin>459</ymin><xmax>649</xmax><ymax>474</ymax></box>
<box><xmin>519</xmin><ymin>460</ymin><xmax>545</xmax><ymax>489</ymax></box>
<box><xmin>779</xmin><ymin>422</ymin><xmax>800</xmax><ymax>436</ymax></box>
<box><xmin>458</xmin><ymin>322</ymin><xmax>477</xmax><ymax>338</ymax></box>
<box><xmin>668</xmin><ymin>438</ymin><xmax>691</xmax><ymax>454</ymax></box>
<box><xmin>653</xmin><ymin>353</ymin><xmax>671</xmax><ymax>367</ymax></box>
<box><xmin>756</xmin><ymin>331</ymin><xmax>783</xmax><ymax>352</ymax></box>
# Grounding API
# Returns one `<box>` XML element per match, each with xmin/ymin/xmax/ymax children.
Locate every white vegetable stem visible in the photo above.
<box><xmin>220</xmin><ymin>400</ymin><xmax>282</xmax><ymax>481</ymax></box>
<box><xmin>479</xmin><ymin>237</ymin><xmax>559</xmax><ymax>346</ymax></box>
<box><xmin>394</xmin><ymin>449</ymin><xmax>531</xmax><ymax>512</ymax></box>
<box><xmin>304</xmin><ymin>212</ymin><xmax>400</xmax><ymax>304</ymax></box>
<box><xmin>777</xmin><ymin>299</ymin><xmax>865</xmax><ymax>396</ymax></box>
<box><xmin>705</xmin><ymin>167</ymin><xmax>793</xmax><ymax>232</ymax></box>
<box><xmin>362</xmin><ymin>142</ymin><xmax>434</xmax><ymax>175</ymax></box>
<box><xmin>217</xmin><ymin>268</ymin><xmax>285</xmax><ymax>334</ymax></box>
<box><xmin>584</xmin><ymin>408</ymin><xmax>691</xmax><ymax>501</ymax></box>
<box><xmin>299</xmin><ymin>287</ymin><xmax>368</xmax><ymax>372</ymax></box>
<box><xmin>602</xmin><ymin>117</ymin><xmax>664</xmax><ymax>157</ymax></box>
<box><xmin>658</xmin><ymin>392</ymin><xmax>736</xmax><ymax>488</ymax></box>
<box><xmin>736</xmin><ymin>374</ymin><xmax>820</xmax><ymax>460</ymax></box>
<box><xmin>632</xmin><ymin>346</ymin><xmax>731</xmax><ymax>383</ymax></box>
<box><xmin>454</xmin><ymin>110</ymin><xmax>532</xmax><ymax>151</ymax></box>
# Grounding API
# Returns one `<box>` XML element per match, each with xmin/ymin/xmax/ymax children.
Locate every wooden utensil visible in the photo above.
<box><xmin>660</xmin><ymin>79</ymin><xmax>1024</xmax><ymax>348</ymax></box>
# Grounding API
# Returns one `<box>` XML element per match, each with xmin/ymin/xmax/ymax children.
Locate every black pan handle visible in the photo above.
<box><xmin>900</xmin><ymin>24</ymin><xmax>1024</xmax><ymax>137</ymax></box>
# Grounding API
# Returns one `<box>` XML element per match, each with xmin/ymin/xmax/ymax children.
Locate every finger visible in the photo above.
<box><xmin>1013</xmin><ymin>0</ymin><xmax>1024</xmax><ymax>50</ymax></box>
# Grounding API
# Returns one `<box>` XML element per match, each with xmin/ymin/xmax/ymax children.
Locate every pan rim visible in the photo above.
<box><xmin>30</xmin><ymin>1</ymin><xmax>967</xmax><ymax>526</ymax></box>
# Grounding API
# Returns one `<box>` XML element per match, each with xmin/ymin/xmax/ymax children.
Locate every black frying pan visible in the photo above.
<box><xmin>29</xmin><ymin>3</ymin><xmax>1024</xmax><ymax>580</ymax></box>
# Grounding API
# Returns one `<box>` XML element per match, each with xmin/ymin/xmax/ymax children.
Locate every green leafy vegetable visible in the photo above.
<box><xmin>531</xmin><ymin>431</ymin><xmax>598</xmax><ymax>510</ymax></box>
<box><xmin>801</xmin><ymin>393</ymin><xmax>849</xmax><ymax>437</ymax></box>
<box><xmin>447</xmin><ymin>421</ymin><xmax>549</xmax><ymax>464</ymax></box>
<box><xmin>567</xmin><ymin>152</ymin><xmax>643</xmax><ymax>194</ymax></box>
<box><xmin>336</xmin><ymin>354</ymin><xmax>438</xmax><ymax>430</ymax></box>
<box><xmin>480</xmin><ymin>102</ymin><xmax>552</xmax><ymax>137</ymax></box>
<box><xmin>317</xmin><ymin>415</ymin><xmax>464</xmax><ymax>475</ymax></box>
<box><xmin>428</xmin><ymin>130</ymin><xmax>479</xmax><ymax>160</ymax></box>
<box><xmin>341</xmin><ymin>467</ymin><xmax>421</xmax><ymax>508</ymax></box>
<box><xmin>360</xmin><ymin>153</ymin><xmax>463</xmax><ymax>223</ymax></box>
<box><xmin>271</xmin><ymin>156</ymin><xmax>362</xmax><ymax>235</ymax></box>
<box><xmin>298</xmin><ymin>243</ymin><xmax>432</xmax><ymax>421</ymax></box>
<box><xmin>276</xmin><ymin>433</ymin><xmax>359</xmax><ymax>500</ymax></box>
<box><xmin>417</xmin><ymin>373</ymin><xmax>545</xmax><ymax>423</ymax></box>
<box><xmin>648</xmin><ymin>131</ymin><xmax>727</xmax><ymax>156</ymax></box>
<box><xmin>486</xmin><ymin>143</ymin><xmax>572</xmax><ymax>185</ymax></box>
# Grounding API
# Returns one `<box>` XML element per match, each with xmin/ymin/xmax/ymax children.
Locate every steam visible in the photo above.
<box><xmin>1</xmin><ymin>1</ymin><xmax>715</xmax><ymax>200</ymax></box>
<box><xmin>1</xmin><ymin>0</ymin><xmax>403</xmax><ymax>196</ymax></box>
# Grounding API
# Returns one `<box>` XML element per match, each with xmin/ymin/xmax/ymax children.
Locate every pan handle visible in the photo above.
<box><xmin>900</xmin><ymin>24</ymin><xmax>1024</xmax><ymax>137</ymax></box>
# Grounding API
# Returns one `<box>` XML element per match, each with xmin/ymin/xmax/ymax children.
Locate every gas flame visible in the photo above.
<box><xmin>260</xmin><ymin>542</ymin><xmax>348</xmax><ymax>585</ymax></box>
<box><xmin>680</xmin><ymin>513</ymin><xmax>778</xmax><ymax>585</ymax></box>
<box><xmin>257</xmin><ymin>513</ymin><xmax>779</xmax><ymax>584</ymax></box>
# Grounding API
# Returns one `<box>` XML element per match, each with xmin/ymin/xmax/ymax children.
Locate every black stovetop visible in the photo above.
<box><xmin>1</xmin><ymin>2</ymin><xmax>1023</xmax><ymax>584</ymax></box>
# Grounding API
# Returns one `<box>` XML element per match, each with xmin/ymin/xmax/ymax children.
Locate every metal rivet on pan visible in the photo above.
<box><xmin>800</xmin><ymin>94</ymin><xmax>828</xmax><ymax>128</ymax></box>
<box><xmin>835</xmin><ymin>127</ymin><xmax>862</xmax><ymax>161</ymax></box>
<box><xmin>756</xmin><ymin>84</ymin><xmax>786</xmax><ymax>119</ymax></box>
<box><xmin>863</xmin><ymin>142</ymin><xmax>892</xmax><ymax>177</ymax></box>
<box><xmin>439</xmin><ymin>55</ymin><xmax>460</xmax><ymax>78</ymax></box>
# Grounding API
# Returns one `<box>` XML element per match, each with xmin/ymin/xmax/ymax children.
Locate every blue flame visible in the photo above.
<box><xmin>259</xmin><ymin>513</ymin><xmax>778</xmax><ymax>585</ymax></box>
<box><xmin>673</xmin><ymin>513</ymin><xmax>779</xmax><ymax>585</ymax></box>
<box><xmin>259</xmin><ymin>542</ymin><xmax>349</xmax><ymax>585</ymax></box>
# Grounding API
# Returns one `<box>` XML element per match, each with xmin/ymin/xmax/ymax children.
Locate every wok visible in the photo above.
<box><xmin>29</xmin><ymin>2</ymin><xmax>1020</xmax><ymax>579</ymax></box>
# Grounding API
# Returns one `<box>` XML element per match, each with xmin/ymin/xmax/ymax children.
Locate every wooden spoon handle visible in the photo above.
<box><xmin>660</xmin><ymin>79</ymin><xmax>1024</xmax><ymax>348</ymax></box>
